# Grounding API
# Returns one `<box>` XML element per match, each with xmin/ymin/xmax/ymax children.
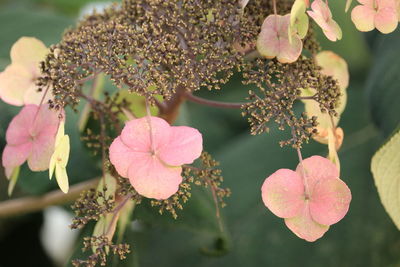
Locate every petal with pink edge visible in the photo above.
<box><xmin>0</xmin><ymin>64</ymin><xmax>33</xmax><ymax>106</ymax></box>
<box><xmin>2</xmin><ymin>143</ymin><xmax>32</xmax><ymax>178</ymax></box>
<box><xmin>257</xmin><ymin>15</ymin><xmax>281</xmax><ymax>59</ymax></box>
<box><xmin>284</xmin><ymin>204</ymin><xmax>330</xmax><ymax>242</ymax></box>
<box><xmin>374</xmin><ymin>7</ymin><xmax>398</xmax><ymax>33</ymax></box>
<box><xmin>261</xmin><ymin>169</ymin><xmax>306</xmax><ymax>218</ymax></box>
<box><xmin>277</xmin><ymin>35</ymin><xmax>303</xmax><ymax>63</ymax></box>
<box><xmin>109</xmin><ymin>137</ymin><xmax>149</xmax><ymax>178</ymax></box>
<box><xmin>351</xmin><ymin>5</ymin><xmax>376</xmax><ymax>32</ymax></box>
<box><xmin>323</xmin><ymin>20</ymin><xmax>342</xmax><ymax>41</ymax></box>
<box><xmin>121</xmin><ymin>116</ymin><xmax>171</xmax><ymax>153</ymax></box>
<box><xmin>10</xmin><ymin>37</ymin><xmax>48</xmax><ymax>66</ymax></box>
<box><xmin>5</xmin><ymin>105</ymin><xmax>37</xmax><ymax>145</ymax></box>
<box><xmin>128</xmin><ymin>156</ymin><xmax>182</xmax><ymax>200</ymax></box>
<box><xmin>296</xmin><ymin>156</ymin><xmax>339</xmax><ymax>190</ymax></box>
<box><xmin>158</xmin><ymin>126</ymin><xmax>203</xmax><ymax>166</ymax></box>
<box><xmin>309</xmin><ymin>178</ymin><xmax>352</xmax><ymax>225</ymax></box>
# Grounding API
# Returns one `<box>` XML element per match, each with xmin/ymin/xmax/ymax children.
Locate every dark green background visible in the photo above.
<box><xmin>0</xmin><ymin>0</ymin><xmax>399</xmax><ymax>266</ymax></box>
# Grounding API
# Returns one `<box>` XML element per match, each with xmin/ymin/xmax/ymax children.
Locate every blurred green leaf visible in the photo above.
<box><xmin>366</xmin><ymin>28</ymin><xmax>400</xmax><ymax>137</ymax></box>
<box><xmin>0</xmin><ymin>8</ymin><xmax>73</xmax><ymax>59</ymax></box>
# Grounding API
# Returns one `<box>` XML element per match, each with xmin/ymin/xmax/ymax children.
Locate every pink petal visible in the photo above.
<box><xmin>309</xmin><ymin>178</ymin><xmax>352</xmax><ymax>225</ymax></box>
<box><xmin>261</xmin><ymin>169</ymin><xmax>306</xmax><ymax>218</ymax></box>
<box><xmin>351</xmin><ymin>5</ymin><xmax>376</xmax><ymax>32</ymax></box>
<box><xmin>5</xmin><ymin>105</ymin><xmax>37</xmax><ymax>145</ymax></box>
<box><xmin>379</xmin><ymin>0</ymin><xmax>397</xmax><ymax>9</ymax></box>
<box><xmin>307</xmin><ymin>10</ymin><xmax>329</xmax><ymax>30</ymax></box>
<box><xmin>128</xmin><ymin>156</ymin><xmax>182</xmax><ymax>199</ymax></box>
<box><xmin>27</xmin><ymin>128</ymin><xmax>56</xmax><ymax>171</ymax></box>
<box><xmin>158</xmin><ymin>126</ymin><xmax>203</xmax><ymax>166</ymax></box>
<box><xmin>0</xmin><ymin>64</ymin><xmax>33</xmax><ymax>106</ymax></box>
<box><xmin>296</xmin><ymin>156</ymin><xmax>339</xmax><ymax>191</ymax></box>
<box><xmin>109</xmin><ymin>136</ymin><xmax>149</xmax><ymax>178</ymax></box>
<box><xmin>2</xmin><ymin>143</ymin><xmax>32</xmax><ymax>177</ymax></box>
<box><xmin>357</xmin><ymin>0</ymin><xmax>374</xmax><ymax>7</ymax></box>
<box><xmin>121</xmin><ymin>116</ymin><xmax>171</xmax><ymax>153</ymax></box>
<box><xmin>375</xmin><ymin>7</ymin><xmax>398</xmax><ymax>33</ymax></box>
<box><xmin>30</xmin><ymin>105</ymin><xmax>60</xmax><ymax>137</ymax></box>
<box><xmin>284</xmin><ymin>203</ymin><xmax>330</xmax><ymax>242</ymax></box>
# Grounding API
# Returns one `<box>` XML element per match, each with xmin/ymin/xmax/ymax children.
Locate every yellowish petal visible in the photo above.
<box><xmin>0</xmin><ymin>64</ymin><xmax>33</xmax><ymax>106</ymax></box>
<box><xmin>55</xmin><ymin>164</ymin><xmax>69</xmax><ymax>193</ymax></box>
<box><xmin>55</xmin><ymin>121</ymin><xmax>66</xmax><ymax>146</ymax></box>
<box><xmin>57</xmin><ymin>135</ymin><xmax>70</xmax><ymax>168</ymax></box>
<box><xmin>10</xmin><ymin>37</ymin><xmax>48</xmax><ymax>66</ymax></box>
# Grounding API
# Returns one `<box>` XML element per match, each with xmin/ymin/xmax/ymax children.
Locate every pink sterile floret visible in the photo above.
<box><xmin>2</xmin><ymin>104</ymin><xmax>60</xmax><ymax>178</ymax></box>
<box><xmin>261</xmin><ymin>156</ymin><xmax>351</xmax><ymax>242</ymax></box>
<box><xmin>351</xmin><ymin>0</ymin><xmax>398</xmax><ymax>33</ymax></box>
<box><xmin>109</xmin><ymin>116</ymin><xmax>203</xmax><ymax>200</ymax></box>
<box><xmin>307</xmin><ymin>0</ymin><xmax>342</xmax><ymax>41</ymax></box>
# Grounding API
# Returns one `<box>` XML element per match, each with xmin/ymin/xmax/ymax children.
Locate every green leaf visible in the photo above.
<box><xmin>366</xmin><ymin>29</ymin><xmax>400</xmax><ymax>137</ymax></box>
<box><xmin>371</xmin><ymin>128</ymin><xmax>400</xmax><ymax>230</ymax></box>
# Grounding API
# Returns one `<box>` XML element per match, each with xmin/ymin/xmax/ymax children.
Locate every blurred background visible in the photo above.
<box><xmin>0</xmin><ymin>0</ymin><xmax>400</xmax><ymax>266</ymax></box>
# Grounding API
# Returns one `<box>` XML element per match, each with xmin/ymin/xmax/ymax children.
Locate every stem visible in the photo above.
<box><xmin>159</xmin><ymin>86</ymin><xmax>187</xmax><ymax>123</ymax></box>
<box><xmin>105</xmin><ymin>194</ymin><xmax>133</xmax><ymax>237</ymax></box>
<box><xmin>0</xmin><ymin>178</ymin><xmax>99</xmax><ymax>218</ymax></box>
<box><xmin>184</xmin><ymin>92</ymin><xmax>245</xmax><ymax>109</ymax></box>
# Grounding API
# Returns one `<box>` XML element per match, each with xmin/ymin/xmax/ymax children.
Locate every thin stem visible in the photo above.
<box><xmin>104</xmin><ymin>194</ymin><xmax>134</xmax><ymax>237</ymax></box>
<box><xmin>0</xmin><ymin>178</ymin><xmax>99</xmax><ymax>218</ymax></box>
<box><xmin>273</xmin><ymin>0</ymin><xmax>277</xmax><ymax>15</ymax></box>
<box><xmin>185</xmin><ymin>92</ymin><xmax>246</xmax><ymax>109</ymax></box>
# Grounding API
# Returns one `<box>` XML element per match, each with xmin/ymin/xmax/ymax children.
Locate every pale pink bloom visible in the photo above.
<box><xmin>351</xmin><ymin>0</ymin><xmax>398</xmax><ymax>33</ymax></box>
<box><xmin>261</xmin><ymin>156</ymin><xmax>351</xmax><ymax>242</ymax></box>
<box><xmin>257</xmin><ymin>14</ymin><xmax>303</xmax><ymax>64</ymax></box>
<box><xmin>109</xmin><ymin>116</ymin><xmax>203</xmax><ymax>200</ymax></box>
<box><xmin>0</xmin><ymin>37</ymin><xmax>52</xmax><ymax>106</ymax></box>
<box><xmin>307</xmin><ymin>0</ymin><xmax>342</xmax><ymax>41</ymax></box>
<box><xmin>2</xmin><ymin>104</ymin><xmax>60</xmax><ymax>178</ymax></box>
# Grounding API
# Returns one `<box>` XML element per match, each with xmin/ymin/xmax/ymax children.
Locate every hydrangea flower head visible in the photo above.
<box><xmin>257</xmin><ymin>14</ymin><xmax>303</xmax><ymax>64</ymax></box>
<box><xmin>307</xmin><ymin>0</ymin><xmax>342</xmax><ymax>41</ymax></box>
<box><xmin>109</xmin><ymin>116</ymin><xmax>203</xmax><ymax>200</ymax></box>
<box><xmin>2</xmin><ymin>104</ymin><xmax>60</xmax><ymax>178</ymax></box>
<box><xmin>0</xmin><ymin>37</ymin><xmax>52</xmax><ymax>106</ymax></box>
<box><xmin>351</xmin><ymin>0</ymin><xmax>398</xmax><ymax>33</ymax></box>
<box><xmin>261</xmin><ymin>156</ymin><xmax>351</xmax><ymax>241</ymax></box>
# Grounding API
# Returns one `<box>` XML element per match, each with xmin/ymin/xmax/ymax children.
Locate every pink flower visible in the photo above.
<box><xmin>261</xmin><ymin>156</ymin><xmax>351</xmax><ymax>241</ymax></box>
<box><xmin>0</xmin><ymin>37</ymin><xmax>52</xmax><ymax>106</ymax></box>
<box><xmin>109</xmin><ymin>116</ymin><xmax>203</xmax><ymax>200</ymax></box>
<box><xmin>256</xmin><ymin>14</ymin><xmax>303</xmax><ymax>64</ymax></box>
<box><xmin>351</xmin><ymin>0</ymin><xmax>398</xmax><ymax>33</ymax></box>
<box><xmin>307</xmin><ymin>0</ymin><xmax>342</xmax><ymax>41</ymax></box>
<box><xmin>2</xmin><ymin>104</ymin><xmax>60</xmax><ymax>178</ymax></box>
